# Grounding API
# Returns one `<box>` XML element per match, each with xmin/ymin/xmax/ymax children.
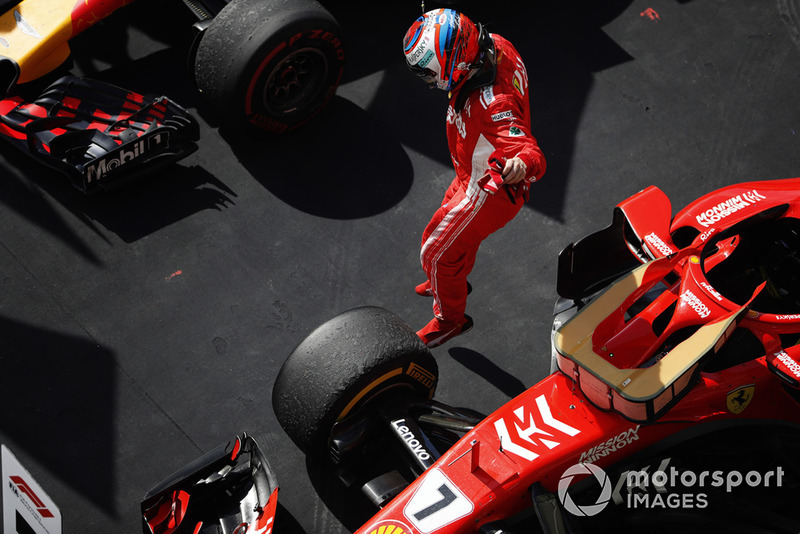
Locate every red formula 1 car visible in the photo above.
<box><xmin>143</xmin><ymin>177</ymin><xmax>800</xmax><ymax>533</ymax></box>
<box><xmin>0</xmin><ymin>0</ymin><xmax>344</xmax><ymax>192</ymax></box>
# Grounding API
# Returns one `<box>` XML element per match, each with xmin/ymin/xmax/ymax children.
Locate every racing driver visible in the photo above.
<box><xmin>403</xmin><ymin>9</ymin><xmax>547</xmax><ymax>348</ymax></box>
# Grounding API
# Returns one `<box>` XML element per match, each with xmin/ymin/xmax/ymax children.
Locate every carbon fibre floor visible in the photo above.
<box><xmin>2</xmin><ymin>0</ymin><xmax>800</xmax><ymax>532</ymax></box>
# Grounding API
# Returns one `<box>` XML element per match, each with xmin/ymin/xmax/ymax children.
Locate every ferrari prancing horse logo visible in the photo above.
<box><xmin>726</xmin><ymin>384</ymin><xmax>754</xmax><ymax>414</ymax></box>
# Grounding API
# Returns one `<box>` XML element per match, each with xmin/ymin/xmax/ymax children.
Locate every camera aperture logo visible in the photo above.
<box><xmin>558</xmin><ymin>458</ymin><xmax>785</xmax><ymax>516</ymax></box>
<box><xmin>557</xmin><ymin>463</ymin><xmax>612</xmax><ymax>516</ymax></box>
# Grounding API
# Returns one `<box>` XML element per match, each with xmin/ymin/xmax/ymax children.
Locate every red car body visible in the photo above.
<box><xmin>354</xmin><ymin>177</ymin><xmax>800</xmax><ymax>533</ymax></box>
<box><xmin>144</xmin><ymin>178</ymin><xmax>800</xmax><ymax>534</ymax></box>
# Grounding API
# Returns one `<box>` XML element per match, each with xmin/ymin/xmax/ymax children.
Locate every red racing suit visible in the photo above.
<box><xmin>420</xmin><ymin>34</ymin><xmax>546</xmax><ymax>322</ymax></box>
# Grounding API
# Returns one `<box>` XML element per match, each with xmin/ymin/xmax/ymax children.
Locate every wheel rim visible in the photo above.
<box><xmin>263</xmin><ymin>47</ymin><xmax>328</xmax><ymax>116</ymax></box>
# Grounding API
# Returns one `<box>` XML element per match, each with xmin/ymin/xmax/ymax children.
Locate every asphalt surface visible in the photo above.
<box><xmin>1</xmin><ymin>0</ymin><xmax>800</xmax><ymax>532</ymax></box>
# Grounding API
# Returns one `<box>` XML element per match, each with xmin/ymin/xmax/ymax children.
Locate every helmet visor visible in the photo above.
<box><xmin>408</xmin><ymin>63</ymin><xmax>440</xmax><ymax>88</ymax></box>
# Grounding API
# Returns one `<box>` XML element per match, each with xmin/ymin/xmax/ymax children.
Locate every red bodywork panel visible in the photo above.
<box><xmin>356</xmin><ymin>364</ymin><xmax>800</xmax><ymax>533</ymax></box>
<box><xmin>356</xmin><ymin>178</ymin><xmax>800</xmax><ymax>533</ymax></box>
<box><xmin>70</xmin><ymin>0</ymin><xmax>135</xmax><ymax>35</ymax></box>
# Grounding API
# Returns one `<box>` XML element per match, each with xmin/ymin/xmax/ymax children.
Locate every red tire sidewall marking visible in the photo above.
<box><xmin>244</xmin><ymin>28</ymin><xmax>344</xmax><ymax>132</ymax></box>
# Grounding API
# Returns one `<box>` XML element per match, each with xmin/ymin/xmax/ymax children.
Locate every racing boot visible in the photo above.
<box><xmin>415</xmin><ymin>280</ymin><xmax>473</xmax><ymax>297</ymax></box>
<box><xmin>415</xmin><ymin>281</ymin><xmax>433</xmax><ymax>297</ymax></box>
<box><xmin>417</xmin><ymin>315</ymin><xmax>474</xmax><ymax>348</ymax></box>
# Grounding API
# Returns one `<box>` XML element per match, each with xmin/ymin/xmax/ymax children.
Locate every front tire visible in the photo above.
<box><xmin>272</xmin><ymin>307</ymin><xmax>438</xmax><ymax>460</ymax></box>
<box><xmin>193</xmin><ymin>0</ymin><xmax>344</xmax><ymax>133</ymax></box>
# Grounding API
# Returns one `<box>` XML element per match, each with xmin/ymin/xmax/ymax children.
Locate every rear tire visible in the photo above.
<box><xmin>272</xmin><ymin>307</ymin><xmax>437</xmax><ymax>460</ymax></box>
<box><xmin>193</xmin><ymin>0</ymin><xmax>344</xmax><ymax>133</ymax></box>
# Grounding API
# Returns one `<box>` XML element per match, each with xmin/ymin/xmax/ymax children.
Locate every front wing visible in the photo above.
<box><xmin>0</xmin><ymin>75</ymin><xmax>199</xmax><ymax>193</ymax></box>
<box><xmin>141</xmin><ymin>433</ymin><xmax>279</xmax><ymax>534</ymax></box>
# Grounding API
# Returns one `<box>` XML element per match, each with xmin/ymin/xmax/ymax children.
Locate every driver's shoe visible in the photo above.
<box><xmin>417</xmin><ymin>315</ymin><xmax>474</xmax><ymax>348</ymax></box>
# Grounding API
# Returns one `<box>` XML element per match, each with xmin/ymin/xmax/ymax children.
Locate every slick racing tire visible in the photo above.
<box><xmin>273</xmin><ymin>307</ymin><xmax>438</xmax><ymax>460</ymax></box>
<box><xmin>193</xmin><ymin>0</ymin><xmax>344</xmax><ymax>133</ymax></box>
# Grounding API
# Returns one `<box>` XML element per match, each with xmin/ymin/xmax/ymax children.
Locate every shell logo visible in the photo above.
<box><xmin>367</xmin><ymin>521</ymin><xmax>414</xmax><ymax>534</ymax></box>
